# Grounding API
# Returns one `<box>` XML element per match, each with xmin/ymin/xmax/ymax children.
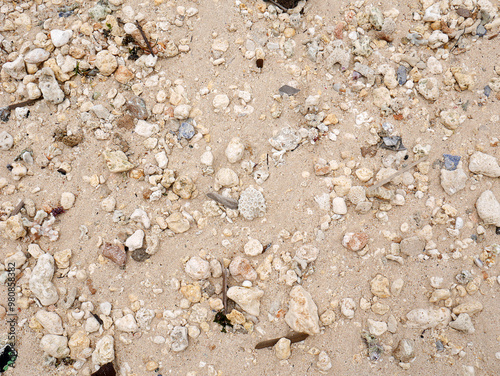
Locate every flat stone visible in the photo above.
<box><xmin>115</xmin><ymin>313</ymin><xmax>138</xmax><ymax>332</ymax></box>
<box><xmin>469</xmin><ymin>152</ymin><xmax>500</xmax><ymax>177</ymax></box>
<box><xmin>135</xmin><ymin>120</ymin><xmax>159</xmax><ymax>137</ymax></box>
<box><xmin>406</xmin><ymin>307</ymin><xmax>451</xmax><ymax>329</ymax></box>
<box><xmin>95</xmin><ymin>50</ymin><xmax>118</xmax><ymax>76</ymax></box>
<box><xmin>229</xmin><ymin>256</ymin><xmax>257</xmax><ymax>281</ymax></box>
<box><xmin>50</xmin><ymin>29</ymin><xmax>73</xmax><ymax>47</ymax></box>
<box><xmin>37</xmin><ymin>67</ymin><xmax>65</xmax><ymax>104</ymax></box>
<box><xmin>393</xmin><ymin>339</ymin><xmax>415</xmax><ymax>362</ymax></box>
<box><xmin>170</xmin><ymin>326</ymin><xmax>189</xmax><ymax>352</ymax></box>
<box><xmin>284</xmin><ymin>285</ymin><xmax>320</xmax><ymax>335</ymax></box>
<box><xmin>103</xmin><ymin>150</ymin><xmax>134</xmax><ymax>172</ymax></box>
<box><xmin>166</xmin><ymin>212</ymin><xmax>190</xmax><ymax>233</ymax></box>
<box><xmin>342</xmin><ymin>232</ymin><xmax>369</xmax><ymax>252</ymax></box>
<box><xmin>68</xmin><ymin>330</ymin><xmax>90</xmax><ymax>359</ymax></box>
<box><xmin>115</xmin><ymin>65</ymin><xmax>135</xmax><ymax>83</ymax></box>
<box><xmin>449</xmin><ymin>313</ymin><xmax>475</xmax><ymax>334</ymax></box>
<box><xmin>370</xmin><ymin>274</ymin><xmax>391</xmax><ymax>298</ymax></box>
<box><xmin>274</xmin><ymin>338</ymin><xmax>291</xmax><ymax>360</ymax></box>
<box><xmin>0</xmin><ymin>131</ymin><xmax>14</xmax><ymax>150</ymax></box>
<box><xmin>185</xmin><ymin>256</ymin><xmax>210</xmax><ymax>280</ymax></box>
<box><xmin>367</xmin><ymin>319</ymin><xmax>387</xmax><ymax>336</ymax></box>
<box><xmin>476</xmin><ymin>190</ymin><xmax>500</xmax><ymax>227</ymax></box>
<box><xmin>24</xmin><ymin>48</ymin><xmax>50</xmax><ymax>64</ymax></box>
<box><xmin>440</xmin><ymin>168</ymin><xmax>467</xmax><ymax>195</ymax></box>
<box><xmin>227</xmin><ymin>286</ymin><xmax>264</xmax><ymax>316</ymax></box>
<box><xmin>35</xmin><ymin>310</ymin><xmax>64</xmax><ymax>335</ymax></box>
<box><xmin>400</xmin><ymin>236</ymin><xmax>425</xmax><ymax>256</ymax></box>
<box><xmin>2</xmin><ymin>55</ymin><xmax>26</xmax><ymax>80</ymax></box>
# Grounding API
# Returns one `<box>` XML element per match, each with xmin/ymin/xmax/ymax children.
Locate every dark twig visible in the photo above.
<box><xmin>367</xmin><ymin>155</ymin><xmax>428</xmax><ymax>192</ymax></box>
<box><xmin>8</xmin><ymin>200</ymin><xmax>24</xmax><ymax>218</ymax></box>
<box><xmin>135</xmin><ymin>21</ymin><xmax>155</xmax><ymax>56</ymax></box>
<box><xmin>222</xmin><ymin>263</ymin><xmax>228</xmax><ymax>315</ymax></box>
<box><xmin>0</xmin><ymin>98</ymin><xmax>41</xmax><ymax>121</ymax></box>
<box><xmin>266</xmin><ymin>0</ymin><xmax>287</xmax><ymax>12</ymax></box>
<box><xmin>255</xmin><ymin>332</ymin><xmax>309</xmax><ymax>349</ymax></box>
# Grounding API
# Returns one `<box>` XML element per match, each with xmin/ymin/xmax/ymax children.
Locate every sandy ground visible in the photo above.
<box><xmin>1</xmin><ymin>0</ymin><xmax>500</xmax><ymax>375</ymax></box>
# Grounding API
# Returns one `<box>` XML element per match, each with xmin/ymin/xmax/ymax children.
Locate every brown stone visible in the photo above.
<box><xmin>114</xmin><ymin>65</ymin><xmax>134</xmax><ymax>84</ymax></box>
<box><xmin>102</xmin><ymin>243</ymin><xmax>126</xmax><ymax>267</ymax></box>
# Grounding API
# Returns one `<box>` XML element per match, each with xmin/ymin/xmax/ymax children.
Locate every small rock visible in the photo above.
<box><xmin>11</xmin><ymin>162</ymin><xmax>27</xmax><ymax>181</ymax></box>
<box><xmin>170</xmin><ymin>326</ymin><xmax>189</xmax><ymax>352</ymax></box>
<box><xmin>225</xmin><ymin>137</ymin><xmax>245</xmax><ymax>163</ymax></box>
<box><xmin>440</xmin><ymin>168</ymin><xmax>467</xmax><ymax>195</ymax></box>
<box><xmin>0</xmin><ymin>131</ymin><xmax>14</xmax><ymax>150</ymax></box>
<box><xmin>125</xmin><ymin>230</ymin><xmax>144</xmax><ymax>251</ymax></box>
<box><xmin>244</xmin><ymin>238</ymin><xmax>263</xmax><ymax>256</ymax></box>
<box><xmin>295</xmin><ymin>244</ymin><xmax>319</xmax><ymax>263</ymax></box>
<box><xmin>320</xmin><ymin>309</ymin><xmax>336</xmax><ymax>325</ymax></box>
<box><xmin>342</xmin><ymin>232</ymin><xmax>368</xmax><ymax>252</ymax></box>
<box><xmin>367</xmin><ymin>319</ymin><xmax>387</xmax><ymax>336</ymax></box>
<box><xmin>332</xmin><ymin>197</ymin><xmax>347</xmax><ymax>215</ymax></box>
<box><xmin>229</xmin><ymin>256</ymin><xmax>257</xmax><ymax>281</ymax></box>
<box><xmin>40</xmin><ymin>334</ymin><xmax>69</xmax><ymax>358</ymax></box>
<box><xmin>274</xmin><ymin>338</ymin><xmax>291</xmax><ymax>360</ymax></box>
<box><xmin>92</xmin><ymin>335</ymin><xmax>115</xmax><ymax>365</ymax></box>
<box><xmin>285</xmin><ymin>285</ymin><xmax>320</xmax><ymax>335</ymax></box>
<box><xmin>172</xmin><ymin>176</ymin><xmax>195</xmax><ymax>199</ymax></box>
<box><xmin>50</xmin><ymin>29</ymin><xmax>73</xmax><ymax>47</ymax></box>
<box><xmin>227</xmin><ymin>286</ymin><xmax>264</xmax><ymax>316</ymax></box>
<box><xmin>452</xmin><ymin>301</ymin><xmax>483</xmax><ymax>315</ymax></box>
<box><xmin>317</xmin><ymin>351</ymin><xmax>332</xmax><ymax>372</ymax></box>
<box><xmin>103</xmin><ymin>150</ymin><xmax>134</xmax><ymax>172</ymax></box>
<box><xmin>2</xmin><ymin>214</ymin><xmax>26</xmax><ymax>240</ymax></box>
<box><xmin>178</xmin><ymin>120</ymin><xmax>196</xmax><ymax>140</ymax></box>
<box><xmin>115</xmin><ymin>313</ymin><xmax>138</xmax><ymax>332</ymax></box>
<box><xmin>130</xmin><ymin>208</ymin><xmax>150</xmax><ymax>229</ymax></box>
<box><xmin>115</xmin><ymin>65</ymin><xmax>135</xmax><ymax>84</ymax></box>
<box><xmin>24</xmin><ymin>48</ymin><xmax>50</xmax><ymax>64</ymax></box>
<box><xmin>37</xmin><ymin>67</ymin><xmax>65</xmax><ymax>104</ymax></box>
<box><xmin>85</xmin><ymin>316</ymin><xmax>100</xmax><ymax>333</ymax></box>
<box><xmin>340</xmin><ymin>298</ymin><xmax>356</xmax><ymax>319</ymax></box>
<box><xmin>135</xmin><ymin>120</ymin><xmax>159</xmax><ymax>137</ymax></box>
<box><xmin>35</xmin><ymin>310</ymin><xmax>64</xmax><ymax>335</ymax></box>
<box><xmin>406</xmin><ymin>307</ymin><xmax>451</xmax><ymax>329</ymax></box>
<box><xmin>400</xmin><ymin>236</ymin><xmax>425</xmax><ymax>256</ymax></box>
<box><xmin>166</xmin><ymin>212</ymin><xmax>190</xmax><ymax>233</ymax></box>
<box><xmin>29</xmin><ymin>254</ymin><xmax>58</xmax><ymax>306</ymax></box>
<box><xmin>101</xmin><ymin>197</ymin><xmax>116</xmax><ymax>212</ymax></box>
<box><xmin>417</xmin><ymin>77</ymin><xmax>440</xmax><ymax>101</ymax></box>
<box><xmin>174</xmin><ymin>104</ymin><xmax>192</xmax><ymax>120</ymax></box>
<box><xmin>440</xmin><ymin>110</ymin><xmax>464</xmax><ymax>130</ymax></box>
<box><xmin>185</xmin><ymin>256</ymin><xmax>210</xmax><ymax>280</ymax></box>
<box><xmin>213</xmin><ymin>94</ymin><xmax>230</xmax><ymax>110</ymax></box>
<box><xmin>95</xmin><ymin>50</ymin><xmax>118</xmax><ymax>76</ymax></box>
<box><xmin>102</xmin><ymin>243</ymin><xmax>126</xmax><ymax>267</ymax></box>
<box><xmin>2</xmin><ymin>55</ymin><xmax>26</xmax><ymax>80</ymax></box>
<box><xmin>215</xmin><ymin>168</ymin><xmax>239</xmax><ymax>189</ymax></box>
<box><xmin>449</xmin><ymin>313</ymin><xmax>475</xmax><ymax>334</ymax></box>
<box><xmin>476</xmin><ymin>190</ymin><xmax>500</xmax><ymax>226</ymax></box>
<box><xmin>469</xmin><ymin>152</ymin><xmax>500</xmax><ymax>177</ymax></box>
<box><xmin>443</xmin><ymin>154</ymin><xmax>461</xmax><ymax>171</ymax></box>
<box><xmin>370</xmin><ymin>274</ymin><xmax>390</xmax><ymax>298</ymax></box>
<box><xmin>68</xmin><ymin>330</ymin><xmax>90</xmax><ymax>359</ymax></box>
<box><xmin>126</xmin><ymin>97</ymin><xmax>149</xmax><ymax>120</ymax></box>
<box><xmin>393</xmin><ymin>339</ymin><xmax>415</xmax><ymax>362</ymax></box>
<box><xmin>180</xmin><ymin>284</ymin><xmax>202</xmax><ymax>303</ymax></box>
<box><xmin>60</xmin><ymin>192</ymin><xmax>75</xmax><ymax>210</ymax></box>
<box><xmin>54</xmin><ymin>248</ymin><xmax>72</xmax><ymax>269</ymax></box>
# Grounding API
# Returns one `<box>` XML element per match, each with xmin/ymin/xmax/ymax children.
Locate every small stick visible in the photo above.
<box><xmin>367</xmin><ymin>155</ymin><xmax>428</xmax><ymax>192</ymax></box>
<box><xmin>207</xmin><ymin>192</ymin><xmax>238</xmax><ymax>210</ymax></box>
<box><xmin>222</xmin><ymin>263</ymin><xmax>228</xmax><ymax>315</ymax></box>
<box><xmin>135</xmin><ymin>20</ymin><xmax>155</xmax><ymax>56</ymax></box>
<box><xmin>265</xmin><ymin>0</ymin><xmax>287</xmax><ymax>12</ymax></box>
<box><xmin>255</xmin><ymin>332</ymin><xmax>309</xmax><ymax>349</ymax></box>
<box><xmin>8</xmin><ymin>199</ymin><xmax>25</xmax><ymax>218</ymax></box>
<box><xmin>2</xmin><ymin>98</ymin><xmax>41</xmax><ymax>111</ymax></box>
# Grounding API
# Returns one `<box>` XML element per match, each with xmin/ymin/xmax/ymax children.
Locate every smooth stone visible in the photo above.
<box><xmin>244</xmin><ymin>238</ymin><xmax>263</xmax><ymax>256</ymax></box>
<box><xmin>406</xmin><ymin>307</ymin><xmax>451</xmax><ymax>329</ymax></box>
<box><xmin>126</xmin><ymin>96</ymin><xmax>149</xmax><ymax>119</ymax></box>
<box><xmin>2</xmin><ymin>55</ymin><xmax>26</xmax><ymax>80</ymax></box>
<box><xmin>332</xmin><ymin>197</ymin><xmax>347</xmax><ymax>215</ymax></box>
<box><xmin>284</xmin><ymin>285</ymin><xmax>320</xmax><ymax>335</ymax></box>
<box><xmin>130</xmin><ymin>208</ymin><xmax>151</xmax><ymax>229</ymax></box>
<box><xmin>393</xmin><ymin>339</ymin><xmax>415</xmax><ymax>362</ymax></box>
<box><xmin>274</xmin><ymin>338</ymin><xmax>291</xmax><ymax>360</ymax></box>
<box><xmin>115</xmin><ymin>313</ymin><xmax>138</xmax><ymax>332</ymax></box>
<box><xmin>60</xmin><ymin>192</ymin><xmax>75</xmax><ymax>209</ymax></box>
<box><xmin>229</xmin><ymin>256</ymin><xmax>257</xmax><ymax>281</ymax></box>
<box><xmin>50</xmin><ymin>29</ymin><xmax>73</xmax><ymax>47</ymax></box>
<box><xmin>225</xmin><ymin>137</ymin><xmax>245</xmax><ymax>163</ymax></box>
<box><xmin>185</xmin><ymin>256</ymin><xmax>210</xmax><ymax>280</ymax></box>
<box><xmin>125</xmin><ymin>230</ymin><xmax>144</xmax><ymax>251</ymax></box>
<box><xmin>24</xmin><ymin>48</ymin><xmax>50</xmax><ymax>64</ymax></box>
<box><xmin>135</xmin><ymin>120</ymin><xmax>159</xmax><ymax>137</ymax></box>
<box><xmin>166</xmin><ymin>212</ymin><xmax>190</xmax><ymax>233</ymax></box>
<box><xmin>95</xmin><ymin>50</ymin><xmax>118</xmax><ymax>76</ymax></box>
<box><xmin>370</xmin><ymin>274</ymin><xmax>391</xmax><ymax>298</ymax></box>
<box><xmin>367</xmin><ymin>319</ymin><xmax>387</xmax><ymax>336</ymax></box>
<box><xmin>440</xmin><ymin>168</ymin><xmax>467</xmax><ymax>195</ymax></box>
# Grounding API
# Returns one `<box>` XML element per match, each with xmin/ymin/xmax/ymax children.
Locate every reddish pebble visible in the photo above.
<box><xmin>342</xmin><ymin>232</ymin><xmax>369</xmax><ymax>252</ymax></box>
<box><xmin>102</xmin><ymin>242</ymin><xmax>127</xmax><ymax>267</ymax></box>
<box><xmin>333</xmin><ymin>22</ymin><xmax>344</xmax><ymax>40</ymax></box>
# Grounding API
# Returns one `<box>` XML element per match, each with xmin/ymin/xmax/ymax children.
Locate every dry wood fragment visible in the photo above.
<box><xmin>367</xmin><ymin>155</ymin><xmax>428</xmax><ymax>192</ymax></box>
<box><xmin>255</xmin><ymin>332</ymin><xmax>309</xmax><ymax>349</ymax></box>
<box><xmin>207</xmin><ymin>192</ymin><xmax>239</xmax><ymax>210</ymax></box>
